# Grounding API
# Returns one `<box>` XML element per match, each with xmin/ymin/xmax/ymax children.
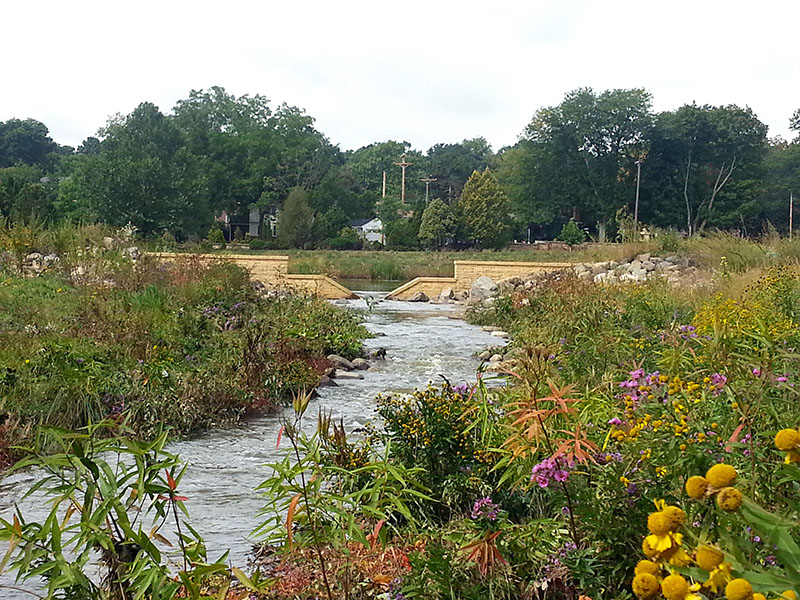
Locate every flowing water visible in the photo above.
<box><xmin>0</xmin><ymin>294</ymin><xmax>503</xmax><ymax>595</ymax></box>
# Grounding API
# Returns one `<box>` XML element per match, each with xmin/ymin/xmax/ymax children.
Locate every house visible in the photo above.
<box><xmin>349</xmin><ymin>218</ymin><xmax>384</xmax><ymax>244</ymax></box>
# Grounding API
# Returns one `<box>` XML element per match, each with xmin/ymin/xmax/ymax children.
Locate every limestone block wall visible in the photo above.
<box><xmin>148</xmin><ymin>253</ymin><xmax>355</xmax><ymax>299</ymax></box>
<box><xmin>388</xmin><ymin>260</ymin><xmax>573</xmax><ymax>300</ymax></box>
<box><xmin>385</xmin><ymin>277</ymin><xmax>458</xmax><ymax>300</ymax></box>
<box><xmin>453</xmin><ymin>261</ymin><xmax>572</xmax><ymax>286</ymax></box>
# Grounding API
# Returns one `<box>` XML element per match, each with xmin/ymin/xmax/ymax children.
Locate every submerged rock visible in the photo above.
<box><xmin>408</xmin><ymin>291</ymin><xmax>429</xmax><ymax>302</ymax></box>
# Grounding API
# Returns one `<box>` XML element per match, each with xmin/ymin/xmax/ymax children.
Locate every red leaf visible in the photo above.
<box><xmin>276</xmin><ymin>426</ymin><xmax>284</xmax><ymax>450</ymax></box>
<box><xmin>166</xmin><ymin>469</ymin><xmax>177</xmax><ymax>491</ymax></box>
<box><xmin>725</xmin><ymin>423</ymin><xmax>746</xmax><ymax>452</ymax></box>
<box><xmin>286</xmin><ymin>493</ymin><xmax>301</xmax><ymax>550</ymax></box>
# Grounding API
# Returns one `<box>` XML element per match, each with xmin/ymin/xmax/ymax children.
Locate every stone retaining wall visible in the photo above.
<box><xmin>148</xmin><ymin>253</ymin><xmax>356</xmax><ymax>300</ymax></box>
<box><xmin>388</xmin><ymin>260</ymin><xmax>573</xmax><ymax>300</ymax></box>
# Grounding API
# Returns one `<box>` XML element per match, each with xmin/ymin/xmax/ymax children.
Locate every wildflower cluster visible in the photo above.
<box><xmin>470</xmin><ymin>496</ymin><xmax>499</xmax><ymax>521</ymax></box>
<box><xmin>685</xmin><ymin>463</ymin><xmax>743</xmax><ymax>512</ymax></box>
<box><xmin>611</xmin><ymin>368</ymin><xmax>728</xmax><ymax>444</ymax></box>
<box><xmin>634</xmin><ymin>458</ymin><xmax>800</xmax><ymax>600</ymax></box>
<box><xmin>531</xmin><ymin>455</ymin><xmax>572</xmax><ymax>488</ymax></box>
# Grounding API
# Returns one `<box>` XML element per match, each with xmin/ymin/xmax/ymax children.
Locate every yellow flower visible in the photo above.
<box><xmin>775</xmin><ymin>429</ymin><xmax>800</xmax><ymax>451</ymax></box>
<box><xmin>656</xmin><ymin>466</ymin><xmax>667</xmax><ymax>477</ymax></box>
<box><xmin>647</xmin><ymin>512</ymin><xmax>672</xmax><ymax>536</ymax></box>
<box><xmin>662</xmin><ymin>506</ymin><xmax>686</xmax><ymax>530</ymax></box>
<box><xmin>716</xmin><ymin>487</ymin><xmax>743</xmax><ymax>512</ymax></box>
<box><xmin>642</xmin><ymin>537</ymin><xmax>658</xmax><ymax>559</ymax></box>
<box><xmin>635</xmin><ymin>560</ymin><xmax>661</xmax><ymax>577</ymax></box>
<box><xmin>633</xmin><ymin>573</ymin><xmax>661</xmax><ymax>599</ymax></box>
<box><xmin>662</xmin><ymin>575</ymin><xmax>689</xmax><ymax>600</ymax></box>
<box><xmin>786</xmin><ymin>450</ymin><xmax>800</xmax><ymax>464</ymax></box>
<box><xmin>704</xmin><ymin>561</ymin><xmax>733</xmax><ymax>593</ymax></box>
<box><xmin>706</xmin><ymin>464</ymin><xmax>737</xmax><ymax>488</ymax></box>
<box><xmin>725</xmin><ymin>578</ymin><xmax>753</xmax><ymax>600</ymax></box>
<box><xmin>686</xmin><ymin>476</ymin><xmax>710</xmax><ymax>500</ymax></box>
<box><xmin>695</xmin><ymin>545</ymin><xmax>724</xmax><ymax>571</ymax></box>
<box><xmin>668</xmin><ymin>547</ymin><xmax>692</xmax><ymax>567</ymax></box>
<box><xmin>753</xmin><ymin>594</ymin><xmax>766</xmax><ymax>600</ymax></box>
<box><xmin>782</xmin><ymin>591</ymin><xmax>798</xmax><ymax>600</ymax></box>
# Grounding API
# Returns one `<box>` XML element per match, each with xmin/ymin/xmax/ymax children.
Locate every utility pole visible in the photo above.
<box><xmin>791</xmin><ymin>191</ymin><xmax>794</xmax><ymax>239</ymax></box>
<box><xmin>420</xmin><ymin>176</ymin><xmax>437</xmax><ymax>204</ymax></box>
<box><xmin>382</xmin><ymin>171</ymin><xmax>386</xmax><ymax>198</ymax></box>
<box><xmin>633</xmin><ymin>160</ymin><xmax>642</xmax><ymax>239</ymax></box>
<box><xmin>393</xmin><ymin>153</ymin><xmax>412</xmax><ymax>203</ymax></box>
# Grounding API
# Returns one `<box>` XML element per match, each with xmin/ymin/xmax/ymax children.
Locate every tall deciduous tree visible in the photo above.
<box><xmin>64</xmin><ymin>102</ymin><xmax>210</xmax><ymax>236</ymax></box>
<box><xmin>418</xmin><ymin>198</ymin><xmax>456</xmax><ymax>249</ymax></box>
<box><xmin>278</xmin><ymin>187</ymin><xmax>313</xmax><ymax>248</ymax></box>
<box><xmin>0</xmin><ymin>118</ymin><xmax>62</xmax><ymax>169</ymax></box>
<box><xmin>502</xmin><ymin>88</ymin><xmax>653</xmax><ymax>231</ymax></box>
<box><xmin>425</xmin><ymin>138</ymin><xmax>493</xmax><ymax>201</ymax></box>
<box><xmin>459</xmin><ymin>168</ymin><xmax>514</xmax><ymax>248</ymax></box>
<box><xmin>645</xmin><ymin>104</ymin><xmax>768</xmax><ymax>234</ymax></box>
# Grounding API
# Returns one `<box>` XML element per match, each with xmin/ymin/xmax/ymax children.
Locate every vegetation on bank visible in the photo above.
<box><xmin>0</xmin><ymin>224</ymin><xmax>367</xmax><ymax>467</ymax></box>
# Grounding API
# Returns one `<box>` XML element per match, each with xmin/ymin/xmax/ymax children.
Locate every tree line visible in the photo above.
<box><xmin>1</xmin><ymin>86</ymin><xmax>798</xmax><ymax>249</ymax></box>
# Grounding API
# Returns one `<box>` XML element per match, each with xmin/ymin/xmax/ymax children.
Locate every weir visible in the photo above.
<box><xmin>149</xmin><ymin>253</ymin><xmax>574</xmax><ymax>300</ymax></box>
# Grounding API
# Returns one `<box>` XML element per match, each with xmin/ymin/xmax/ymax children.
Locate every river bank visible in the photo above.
<box><xmin>0</xmin><ymin>246</ymin><xmax>368</xmax><ymax>468</ymax></box>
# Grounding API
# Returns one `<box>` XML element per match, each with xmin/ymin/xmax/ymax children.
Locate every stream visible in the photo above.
<box><xmin>0</xmin><ymin>293</ymin><xmax>504</xmax><ymax>596</ymax></box>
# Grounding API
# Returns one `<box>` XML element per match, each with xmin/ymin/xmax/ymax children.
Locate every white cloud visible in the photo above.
<box><xmin>2</xmin><ymin>0</ymin><xmax>798</xmax><ymax>150</ymax></box>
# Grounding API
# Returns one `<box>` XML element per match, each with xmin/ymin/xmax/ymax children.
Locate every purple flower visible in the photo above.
<box><xmin>471</xmin><ymin>497</ymin><xmax>499</xmax><ymax>521</ymax></box>
<box><xmin>531</xmin><ymin>456</ymin><xmax>572</xmax><ymax>487</ymax></box>
<box><xmin>608</xmin><ymin>417</ymin><xmax>623</xmax><ymax>426</ymax></box>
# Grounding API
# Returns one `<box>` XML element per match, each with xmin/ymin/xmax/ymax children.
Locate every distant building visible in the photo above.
<box><xmin>349</xmin><ymin>218</ymin><xmax>384</xmax><ymax>244</ymax></box>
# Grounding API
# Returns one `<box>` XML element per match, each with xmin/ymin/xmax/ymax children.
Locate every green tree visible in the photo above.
<box><xmin>557</xmin><ymin>218</ymin><xmax>586</xmax><ymax>246</ymax></box>
<box><xmin>645</xmin><ymin>104</ymin><xmax>768</xmax><ymax>234</ymax></box>
<box><xmin>0</xmin><ymin>118</ymin><xmax>63</xmax><ymax>169</ymax></box>
<box><xmin>345</xmin><ymin>141</ymin><xmax>427</xmax><ymax>203</ymax></box>
<box><xmin>501</xmin><ymin>88</ymin><xmax>653</xmax><ymax>233</ymax></box>
<box><xmin>425</xmin><ymin>138</ymin><xmax>493</xmax><ymax>201</ymax></box>
<box><xmin>418</xmin><ymin>198</ymin><xmax>455</xmax><ymax>249</ymax></box>
<box><xmin>459</xmin><ymin>168</ymin><xmax>514</xmax><ymax>248</ymax></box>
<box><xmin>64</xmin><ymin>102</ymin><xmax>210</xmax><ymax>236</ymax></box>
<box><xmin>278</xmin><ymin>187</ymin><xmax>313</xmax><ymax>248</ymax></box>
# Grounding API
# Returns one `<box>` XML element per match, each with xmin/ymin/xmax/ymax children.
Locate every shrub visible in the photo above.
<box><xmin>557</xmin><ymin>218</ymin><xmax>586</xmax><ymax>246</ymax></box>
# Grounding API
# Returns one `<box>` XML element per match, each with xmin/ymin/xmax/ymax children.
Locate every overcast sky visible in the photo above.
<box><xmin>3</xmin><ymin>0</ymin><xmax>798</xmax><ymax>152</ymax></box>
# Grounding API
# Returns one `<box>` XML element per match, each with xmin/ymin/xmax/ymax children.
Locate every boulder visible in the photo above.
<box><xmin>628</xmin><ymin>260</ymin><xmax>643</xmax><ymax>272</ymax></box>
<box><xmin>590</xmin><ymin>262</ymin><xmax>609</xmax><ymax>274</ymax></box>
<box><xmin>577</xmin><ymin>270</ymin><xmax>593</xmax><ymax>280</ymax></box>
<box><xmin>641</xmin><ymin>260</ymin><xmax>656</xmax><ymax>272</ymax></box>
<box><xmin>332</xmin><ymin>370</ymin><xmax>364</xmax><ymax>380</ymax></box>
<box><xmin>318</xmin><ymin>375</ymin><xmax>338</xmax><ymax>387</ymax></box>
<box><xmin>351</xmin><ymin>358</ymin><xmax>371</xmax><ymax>370</ymax></box>
<box><xmin>573</xmin><ymin>263</ymin><xmax>589</xmax><ymax>274</ymax></box>
<box><xmin>478</xmin><ymin>350</ymin><xmax>491</xmax><ymax>361</ymax></box>
<box><xmin>453</xmin><ymin>290</ymin><xmax>469</xmax><ymax>301</ymax></box>
<box><xmin>470</xmin><ymin>276</ymin><xmax>497</xmax><ymax>301</ymax></box>
<box><xmin>439</xmin><ymin>288</ymin><xmax>455</xmax><ymax>301</ymax></box>
<box><xmin>491</xmin><ymin>330</ymin><xmax>510</xmax><ymax>339</ymax></box>
<box><xmin>489</xmin><ymin>353</ymin><xmax>503</xmax><ymax>363</ymax></box>
<box><xmin>635</xmin><ymin>253</ymin><xmax>651</xmax><ymax>263</ymax></box>
<box><xmin>327</xmin><ymin>354</ymin><xmax>355</xmax><ymax>370</ymax></box>
<box><xmin>408</xmin><ymin>291</ymin><xmax>429</xmax><ymax>302</ymax></box>
<box><xmin>102</xmin><ymin>236</ymin><xmax>114</xmax><ymax>250</ymax></box>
